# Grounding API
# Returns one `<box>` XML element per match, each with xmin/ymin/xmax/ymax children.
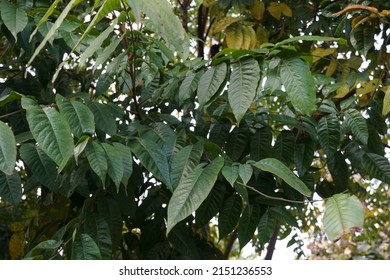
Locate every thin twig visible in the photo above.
<box><xmin>236</xmin><ymin>181</ymin><xmax>324</xmax><ymax>204</ymax></box>
<box><xmin>0</xmin><ymin>109</ymin><xmax>23</xmax><ymax>119</ymax></box>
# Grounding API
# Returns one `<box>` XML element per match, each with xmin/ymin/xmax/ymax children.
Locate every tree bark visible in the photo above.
<box><xmin>197</xmin><ymin>4</ymin><xmax>208</xmax><ymax>58</ymax></box>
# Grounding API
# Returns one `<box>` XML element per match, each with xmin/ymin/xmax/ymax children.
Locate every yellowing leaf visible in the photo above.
<box><xmin>325</xmin><ymin>58</ymin><xmax>338</xmax><ymax>76</ymax></box>
<box><xmin>351</xmin><ymin>14</ymin><xmax>367</xmax><ymax>29</ymax></box>
<box><xmin>312</xmin><ymin>48</ymin><xmax>337</xmax><ymax>63</ymax></box>
<box><xmin>226</xmin><ymin>25</ymin><xmax>243</xmax><ymax>49</ymax></box>
<box><xmin>202</xmin><ymin>0</ymin><xmax>217</xmax><ymax>7</ymax></box>
<box><xmin>256</xmin><ymin>24</ymin><xmax>269</xmax><ymax>46</ymax></box>
<box><xmin>9</xmin><ymin>230</ymin><xmax>25</xmax><ymax>259</ymax></box>
<box><xmin>356</xmin><ymin>79</ymin><xmax>380</xmax><ymax>95</ymax></box>
<box><xmin>383</xmin><ymin>86</ymin><xmax>390</xmax><ymax>116</ymax></box>
<box><xmin>267</xmin><ymin>2</ymin><xmax>282</xmax><ymax>20</ymax></box>
<box><xmin>280</xmin><ymin>3</ymin><xmax>292</xmax><ymax>17</ymax></box>
<box><xmin>335</xmin><ymin>84</ymin><xmax>350</xmax><ymax>98</ymax></box>
<box><xmin>250</xmin><ymin>0</ymin><xmax>265</xmax><ymax>20</ymax></box>
<box><xmin>226</xmin><ymin>24</ymin><xmax>256</xmax><ymax>50</ymax></box>
<box><xmin>213</xmin><ymin>17</ymin><xmax>241</xmax><ymax>34</ymax></box>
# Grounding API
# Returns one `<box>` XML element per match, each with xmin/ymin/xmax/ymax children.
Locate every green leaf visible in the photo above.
<box><xmin>179</xmin><ymin>70</ymin><xmax>203</xmax><ymax>105</ymax></box>
<box><xmin>279</xmin><ymin>57</ymin><xmax>316</xmax><ymax>115</ymax></box>
<box><xmin>294</xmin><ymin>137</ymin><xmax>315</xmax><ymax>176</ymax></box>
<box><xmin>226</xmin><ymin>126</ymin><xmax>249</xmax><ymax>161</ymax></box>
<box><xmin>74</xmin><ymin>136</ymin><xmax>90</xmax><ymax>165</ymax></box>
<box><xmin>170</xmin><ymin>142</ymin><xmax>204</xmax><ymax>191</ymax></box>
<box><xmin>72</xmin><ymin>233</ymin><xmax>102</xmax><ymax>260</ymax></box>
<box><xmin>29</xmin><ymin>0</ymin><xmax>61</xmax><ymax>40</ymax></box>
<box><xmin>0</xmin><ymin>1</ymin><xmax>28</xmax><ymax>40</ymax></box>
<box><xmin>24</xmin><ymin>239</ymin><xmax>62</xmax><ymax>259</ymax></box>
<box><xmin>0</xmin><ymin>170</ymin><xmax>21</xmax><ymax>206</ymax></box>
<box><xmin>274</xmin><ymin>35</ymin><xmax>347</xmax><ymax>48</ymax></box>
<box><xmin>252</xmin><ymin>158</ymin><xmax>311</xmax><ymax>197</ymax></box>
<box><xmin>383</xmin><ymin>87</ymin><xmax>390</xmax><ymax>116</ymax></box>
<box><xmin>195</xmin><ymin>182</ymin><xmax>226</xmax><ymax>228</ymax></box>
<box><xmin>238</xmin><ymin>163</ymin><xmax>253</xmax><ymax>185</ymax></box>
<box><xmin>20</xmin><ymin>144</ymin><xmax>59</xmax><ymax>192</ymax></box>
<box><xmin>87</xmin><ymin>101</ymin><xmax>117</xmax><ymax>136</ymax></box>
<box><xmin>21</xmin><ymin>97</ymin><xmax>74</xmax><ymax>167</ymax></box>
<box><xmin>228</xmin><ymin>58</ymin><xmax>260</xmax><ymax>124</ymax></box>
<box><xmin>73</xmin><ymin>0</ymin><xmax>121</xmax><ymax>51</ymax></box>
<box><xmin>344</xmin><ymin>109</ymin><xmax>368</xmax><ymax>145</ymax></box>
<box><xmin>79</xmin><ymin>18</ymin><xmax>118</xmax><ymax>69</ymax></box>
<box><xmin>167</xmin><ymin>157</ymin><xmax>224</xmax><ymax>234</ymax></box>
<box><xmin>328</xmin><ymin>152</ymin><xmax>349</xmax><ymax>190</ymax></box>
<box><xmin>317</xmin><ymin>113</ymin><xmax>340</xmax><ymax>158</ymax></box>
<box><xmin>258</xmin><ymin>210</ymin><xmax>276</xmax><ymax>245</ymax></box>
<box><xmin>85</xmin><ymin>141</ymin><xmax>108</xmax><ymax>186</ymax></box>
<box><xmin>209</xmin><ymin>121</ymin><xmax>231</xmax><ymax>148</ymax></box>
<box><xmin>0</xmin><ymin>91</ymin><xmax>23</xmax><ymax>108</ymax></box>
<box><xmin>129</xmin><ymin>137</ymin><xmax>171</xmax><ymax>188</ymax></box>
<box><xmin>56</xmin><ymin>95</ymin><xmax>95</xmax><ymax>138</ymax></box>
<box><xmin>168</xmin><ymin>223</ymin><xmax>200</xmax><ymax>259</ymax></box>
<box><xmin>84</xmin><ymin>213</ymin><xmax>112</xmax><ymax>259</ymax></box>
<box><xmin>250</xmin><ymin>126</ymin><xmax>272</xmax><ymax>161</ymax></box>
<box><xmin>269</xmin><ymin>206</ymin><xmax>298</xmax><ymax>227</ymax></box>
<box><xmin>362</xmin><ymin>153</ymin><xmax>390</xmax><ymax>184</ymax></box>
<box><xmin>272</xmin><ymin>130</ymin><xmax>295</xmax><ymax>164</ymax></box>
<box><xmin>102</xmin><ymin>143</ymin><xmax>124</xmax><ymax>191</ymax></box>
<box><xmin>238</xmin><ymin>203</ymin><xmax>262</xmax><ymax>249</ymax></box>
<box><xmin>222</xmin><ymin>164</ymin><xmax>239</xmax><ymax>187</ymax></box>
<box><xmin>27</xmin><ymin>0</ymin><xmax>79</xmax><ymax>66</ymax></box>
<box><xmin>0</xmin><ymin>121</ymin><xmax>16</xmax><ymax>175</ymax></box>
<box><xmin>350</xmin><ymin>24</ymin><xmax>375</xmax><ymax>57</ymax></box>
<box><xmin>218</xmin><ymin>194</ymin><xmax>243</xmax><ymax>239</ymax></box>
<box><xmin>112</xmin><ymin>143</ymin><xmax>133</xmax><ymax>188</ymax></box>
<box><xmin>126</xmin><ymin>0</ymin><xmax>189</xmax><ymax>59</ymax></box>
<box><xmin>323</xmin><ymin>194</ymin><xmax>364</xmax><ymax>242</ymax></box>
<box><xmin>197</xmin><ymin>63</ymin><xmax>227</xmax><ymax>108</ymax></box>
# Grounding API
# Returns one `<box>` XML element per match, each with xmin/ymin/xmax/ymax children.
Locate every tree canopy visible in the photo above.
<box><xmin>0</xmin><ymin>0</ymin><xmax>389</xmax><ymax>260</ymax></box>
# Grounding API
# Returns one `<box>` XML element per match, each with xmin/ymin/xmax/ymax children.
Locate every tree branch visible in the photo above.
<box><xmin>223</xmin><ymin>228</ymin><xmax>238</xmax><ymax>259</ymax></box>
<box><xmin>264</xmin><ymin>221</ymin><xmax>280</xmax><ymax>260</ymax></box>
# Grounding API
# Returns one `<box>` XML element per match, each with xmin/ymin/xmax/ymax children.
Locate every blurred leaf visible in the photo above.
<box><xmin>0</xmin><ymin>0</ymin><xmax>28</xmax><ymax>40</ymax></box>
<box><xmin>323</xmin><ymin>194</ymin><xmax>364</xmax><ymax>242</ymax></box>
<box><xmin>0</xmin><ymin>121</ymin><xmax>16</xmax><ymax>175</ymax></box>
<box><xmin>350</xmin><ymin>24</ymin><xmax>375</xmax><ymax>57</ymax></box>
<box><xmin>362</xmin><ymin>153</ymin><xmax>390</xmax><ymax>184</ymax></box>
<box><xmin>127</xmin><ymin>0</ymin><xmax>189</xmax><ymax>59</ymax></box>
<box><xmin>0</xmin><ymin>170</ymin><xmax>22</xmax><ymax>206</ymax></box>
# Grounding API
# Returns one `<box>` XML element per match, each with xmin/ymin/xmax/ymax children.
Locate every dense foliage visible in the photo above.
<box><xmin>0</xmin><ymin>0</ymin><xmax>389</xmax><ymax>259</ymax></box>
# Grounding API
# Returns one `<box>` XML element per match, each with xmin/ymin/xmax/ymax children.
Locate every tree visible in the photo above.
<box><xmin>0</xmin><ymin>0</ymin><xmax>389</xmax><ymax>260</ymax></box>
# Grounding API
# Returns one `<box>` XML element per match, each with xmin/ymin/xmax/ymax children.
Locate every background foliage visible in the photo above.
<box><xmin>0</xmin><ymin>0</ymin><xmax>389</xmax><ymax>259</ymax></box>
